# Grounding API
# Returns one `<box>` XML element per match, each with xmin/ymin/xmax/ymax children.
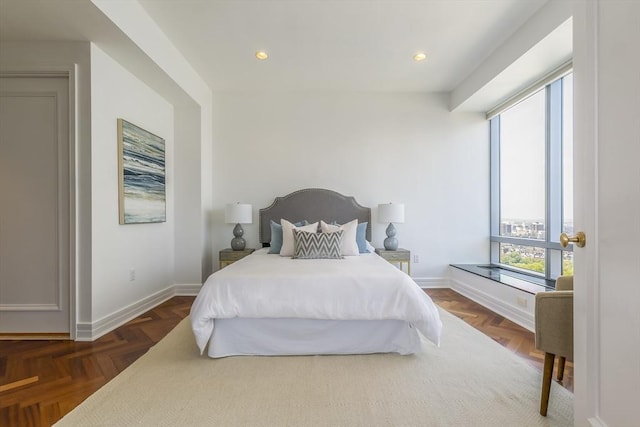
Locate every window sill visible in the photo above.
<box><xmin>450</xmin><ymin>264</ymin><xmax>556</xmax><ymax>295</ymax></box>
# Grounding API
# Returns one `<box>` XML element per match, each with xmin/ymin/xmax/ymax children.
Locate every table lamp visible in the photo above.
<box><xmin>225</xmin><ymin>203</ymin><xmax>252</xmax><ymax>250</ymax></box>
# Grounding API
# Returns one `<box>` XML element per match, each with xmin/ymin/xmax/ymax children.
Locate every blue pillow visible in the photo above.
<box><xmin>356</xmin><ymin>222</ymin><xmax>368</xmax><ymax>253</ymax></box>
<box><xmin>329</xmin><ymin>220</ymin><xmax>369</xmax><ymax>253</ymax></box>
<box><xmin>268</xmin><ymin>220</ymin><xmax>307</xmax><ymax>254</ymax></box>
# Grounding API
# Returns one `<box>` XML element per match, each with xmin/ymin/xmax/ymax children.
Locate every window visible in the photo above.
<box><xmin>490</xmin><ymin>71</ymin><xmax>573</xmax><ymax>280</ymax></box>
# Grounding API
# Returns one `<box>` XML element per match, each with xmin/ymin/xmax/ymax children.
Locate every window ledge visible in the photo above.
<box><xmin>450</xmin><ymin>264</ymin><xmax>556</xmax><ymax>295</ymax></box>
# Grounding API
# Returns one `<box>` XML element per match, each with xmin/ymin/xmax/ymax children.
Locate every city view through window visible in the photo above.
<box><xmin>494</xmin><ymin>73</ymin><xmax>574</xmax><ymax>277</ymax></box>
<box><xmin>498</xmin><ymin>220</ymin><xmax>574</xmax><ymax>275</ymax></box>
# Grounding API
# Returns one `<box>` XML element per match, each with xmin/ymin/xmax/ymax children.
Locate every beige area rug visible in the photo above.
<box><xmin>55</xmin><ymin>309</ymin><xmax>573</xmax><ymax>426</ymax></box>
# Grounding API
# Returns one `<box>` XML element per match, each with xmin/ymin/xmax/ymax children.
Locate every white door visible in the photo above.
<box><xmin>573</xmin><ymin>1</ymin><xmax>640</xmax><ymax>425</ymax></box>
<box><xmin>0</xmin><ymin>76</ymin><xmax>70</xmax><ymax>335</ymax></box>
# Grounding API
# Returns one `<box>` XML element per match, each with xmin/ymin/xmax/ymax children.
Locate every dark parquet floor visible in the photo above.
<box><xmin>0</xmin><ymin>296</ymin><xmax>193</xmax><ymax>427</ymax></box>
<box><xmin>0</xmin><ymin>290</ymin><xmax>572</xmax><ymax>427</ymax></box>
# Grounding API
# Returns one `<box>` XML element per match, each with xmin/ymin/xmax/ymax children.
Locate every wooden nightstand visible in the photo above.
<box><xmin>375</xmin><ymin>248</ymin><xmax>411</xmax><ymax>275</ymax></box>
<box><xmin>219</xmin><ymin>248</ymin><xmax>255</xmax><ymax>269</ymax></box>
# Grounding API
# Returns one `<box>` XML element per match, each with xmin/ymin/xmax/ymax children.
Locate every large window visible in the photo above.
<box><xmin>490</xmin><ymin>72</ymin><xmax>573</xmax><ymax>280</ymax></box>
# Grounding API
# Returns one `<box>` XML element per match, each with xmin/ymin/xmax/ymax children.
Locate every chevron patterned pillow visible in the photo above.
<box><xmin>293</xmin><ymin>229</ymin><xmax>344</xmax><ymax>259</ymax></box>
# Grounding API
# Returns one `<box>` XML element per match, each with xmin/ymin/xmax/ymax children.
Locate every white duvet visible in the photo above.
<box><xmin>191</xmin><ymin>248</ymin><xmax>442</xmax><ymax>354</ymax></box>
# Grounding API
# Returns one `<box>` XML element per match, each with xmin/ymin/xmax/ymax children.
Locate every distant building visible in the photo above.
<box><xmin>501</xmin><ymin>222</ymin><xmax>512</xmax><ymax>235</ymax></box>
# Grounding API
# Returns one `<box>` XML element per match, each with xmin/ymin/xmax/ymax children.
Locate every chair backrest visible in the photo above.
<box><xmin>556</xmin><ymin>275</ymin><xmax>573</xmax><ymax>291</ymax></box>
<box><xmin>535</xmin><ymin>275</ymin><xmax>574</xmax><ymax>358</ymax></box>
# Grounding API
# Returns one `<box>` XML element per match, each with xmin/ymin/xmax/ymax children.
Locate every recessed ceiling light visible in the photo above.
<box><xmin>255</xmin><ymin>51</ymin><xmax>268</xmax><ymax>60</ymax></box>
<box><xmin>413</xmin><ymin>52</ymin><xmax>427</xmax><ymax>62</ymax></box>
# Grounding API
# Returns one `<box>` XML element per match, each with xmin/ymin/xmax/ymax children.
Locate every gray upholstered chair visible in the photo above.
<box><xmin>534</xmin><ymin>275</ymin><xmax>573</xmax><ymax>416</ymax></box>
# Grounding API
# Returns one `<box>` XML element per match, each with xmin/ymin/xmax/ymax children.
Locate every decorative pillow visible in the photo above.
<box><xmin>330</xmin><ymin>220</ymin><xmax>369</xmax><ymax>253</ymax></box>
<box><xmin>320</xmin><ymin>219</ymin><xmax>359</xmax><ymax>256</ymax></box>
<box><xmin>355</xmin><ymin>222</ymin><xmax>369</xmax><ymax>253</ymax></box>
<box><xmin>280</xmin><ymin>219</ymin><xmax>319</xmax><ymax>257</ymax></box>
<box><xmin>293</xmin><ymin>229</ymin><xmax>344</xmax><ymax>259</ymax></box>
<box><xmin>269</xmin><ymin>219</ymin><xmax>307</xmax><ymax>254</ymax></box>
<box><xmin>365</xmin><ymin>240</ymin><xmax>375</xmax><ymax>253</ymax></box>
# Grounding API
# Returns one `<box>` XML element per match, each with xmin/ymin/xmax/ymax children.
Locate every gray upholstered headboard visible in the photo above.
<box><xmin>259</xmin><ymin>188</ymin><xmax>372</xmax><ymax>246</ymax></box>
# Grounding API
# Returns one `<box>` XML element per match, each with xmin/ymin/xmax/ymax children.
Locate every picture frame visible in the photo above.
<box><xmin>117</xmin><ymin>118</ymin><xmax>166</xmax><ymax>224</ymax></box>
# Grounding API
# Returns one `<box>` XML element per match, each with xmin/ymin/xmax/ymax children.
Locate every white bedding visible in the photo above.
<box><xmin>209</xmin><ymin>318</ymin><xmax>422</xmax><ymax>357</ymax></box>
<box><xmin>191</xmin><ymin>248</ymin><xmax>443</xmax><ymax>355</ymax></box>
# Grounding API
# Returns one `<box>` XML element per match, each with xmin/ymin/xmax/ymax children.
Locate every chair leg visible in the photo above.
<box><xmin>557</xmin><ymin>356</ymin><xmax>566</xmax><ymax>382</ymax></box>
<box><xmin>540</xmin><ymin>352</ymin><xmax>555</xmax><ymax>416</ymax></box>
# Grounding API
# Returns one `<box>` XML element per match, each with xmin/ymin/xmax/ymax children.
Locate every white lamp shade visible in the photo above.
<box><xmin>378</xmin><ymin>203</ymin><xmax>405</xmax><ymax>223</ymax></box>
<box><xmin>225</xmin><ymin>203</ymin><xmax>252</xmax><ymax>224</ymax></box>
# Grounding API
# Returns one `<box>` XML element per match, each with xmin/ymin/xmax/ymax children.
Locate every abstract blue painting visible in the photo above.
<box><xmin>117</xmin><ymin>119</ymin><xmax>166</xmax><ymax>224</ymax></box>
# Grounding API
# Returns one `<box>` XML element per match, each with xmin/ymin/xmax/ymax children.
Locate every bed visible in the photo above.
<box><xmin>191</xmin><ymin>188</ymin><xmax>442</xmax><ymax>358</ymax></box>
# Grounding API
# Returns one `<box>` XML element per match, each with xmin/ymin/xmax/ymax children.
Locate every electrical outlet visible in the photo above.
<box><xmin>517</xmin><ymin>297</ymin><xmax>527</xmax><ymax>307</ymax></box>
<box><xmin>413</xmin><ymin>254</ymin><xmax>420</xmax><ymax>264</ymax></box>
<box><xmin>129</xmin><ymin>269</ymin><xmax>136</xmax><ymax>281</ymax></box>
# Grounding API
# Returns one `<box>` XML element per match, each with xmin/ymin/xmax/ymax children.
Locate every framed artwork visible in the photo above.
<box><xmin>117</xmin><ymin>119</ymin><xmax>166</xmax><ymax>224</ymax></box>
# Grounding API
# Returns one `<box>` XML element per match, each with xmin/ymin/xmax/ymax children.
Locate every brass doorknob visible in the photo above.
<box><xmin>560</xmin><ymin>231</ymin><xmax>586</xmax><ymax>248</ymax></box>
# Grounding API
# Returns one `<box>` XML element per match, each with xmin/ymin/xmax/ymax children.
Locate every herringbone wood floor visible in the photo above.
<box><xmin>0</xmin><ymin>290</ymin><xmax>572</xmax><ymax>427</ymax></box>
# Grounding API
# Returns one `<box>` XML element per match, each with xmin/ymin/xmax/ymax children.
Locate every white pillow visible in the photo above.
<box><xmin>365</xmin><ymin>240</ymin><xmax>375</xmax><ymax>253</ymax></box>
<box><xmin>320</xmin><ymin>219</ymin><xmax>359</xmax><ymax>256</ymax></box>
<box><xmin>280</xmin><ymin>219</ymin><xmax>319</xmax><ymax>257</ymax></box>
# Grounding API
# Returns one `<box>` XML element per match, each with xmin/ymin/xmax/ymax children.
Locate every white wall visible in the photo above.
<box><xmin>174</xmin><ymin>106</ymin><xmax>203</xmax><ymax>285</ymax></box>
<box><xmin>211</xmin><ymin>91</ymin><xmax>489</xmax><ymax>282</ymax></box>
<box><xmin>90</xmin><ymin>44</ymin><xmax>175</xmax><ymax>322</ymax></box>
<box><xmin>92</xmin><ymin>0</ymin><xmax>214</xmax><ymax>283</ymax></box>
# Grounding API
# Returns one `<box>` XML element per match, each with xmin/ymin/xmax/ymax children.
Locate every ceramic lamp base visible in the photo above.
<box><xmin>231</xmin><ymin>223</ymin><xmax>246</xmax><ymax>251</ymax></box>
<box><xmin>384</xmin><ymin>223</ymin><xmax>398</xmax><ymax>250</ymax></box>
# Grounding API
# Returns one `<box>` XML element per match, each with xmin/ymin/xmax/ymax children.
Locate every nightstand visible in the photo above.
<box><xmin>219</xmin><ymin>248</ymin><xmax>255</xmax><ymax>269</ymax></box>
<box><xmin>375</xmin><ymin>248</ymin><xmax>411</xmax><ymax>275</ymax></box>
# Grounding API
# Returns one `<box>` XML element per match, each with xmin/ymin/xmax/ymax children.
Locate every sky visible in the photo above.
<box><xmin>499</xmin><ymin>74</ymin><xmax>573</xmax><ymax>224</ymax></box>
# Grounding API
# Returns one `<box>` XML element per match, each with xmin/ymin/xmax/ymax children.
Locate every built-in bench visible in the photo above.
<box><xmin>451</xmin><ymin>264</ymin><xmax>555</xmax><ymax>294</ymax></box>
<box><xmin>448</xmin><ymin>264</ymin><xmax>556</xmax><ymax>332</ymax></box>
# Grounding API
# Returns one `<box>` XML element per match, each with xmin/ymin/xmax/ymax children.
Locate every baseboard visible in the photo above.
<box><xmin>75</xmin><ymin>284</ymin><xmax>200</xmax><ymax>341</ymax></box>
<box><xmin>174</xmin><ymin>283</ymin><xmax>202</xmax><ymax>296</ymax></box>
<box><xmin>450</xmin><ymin>275</ymin><xmax>535</xmax><ymax>332</ymax></box>
<box><xmin>587</xmin><ymin>417</ymin><xmax>608</xmax><ymax>427</ymax></box>
<box><xmin>413</xmin><ymin>277</ymin><xmax>450</xmax><ymax>289</ymax></box>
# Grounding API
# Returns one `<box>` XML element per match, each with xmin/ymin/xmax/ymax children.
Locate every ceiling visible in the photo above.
<box><xmin>138</xmin><ymin>0</ymin><xmax>548</xmax><ymax>92</ymax></box>
<box><xmin>0</xmin><ymin>0</ymin><xmax>569</xmax><ymax>98</ymax></box>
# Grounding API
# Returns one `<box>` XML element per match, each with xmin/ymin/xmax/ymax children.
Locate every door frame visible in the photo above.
<box><xmin>572</xmin><ymin>1</ymin><xmax>600</xmax><ymax>422</ymax></box>
<box><xmin>572</xmin><ymin>0</ymin><xmax>638</xmax><ymax>425</ymax></box>
<box><xmin>1</xmin><ymin>67</ymin><xmax>78</xmax><ymax>339</ymax></box>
